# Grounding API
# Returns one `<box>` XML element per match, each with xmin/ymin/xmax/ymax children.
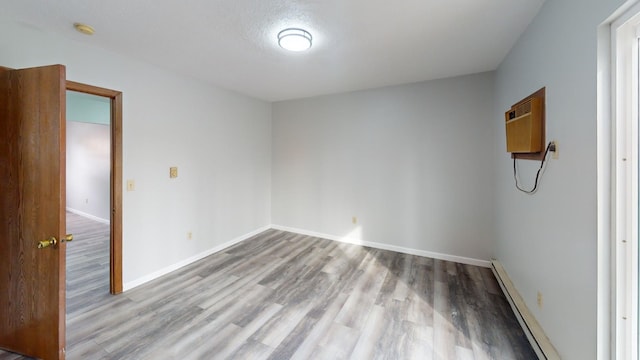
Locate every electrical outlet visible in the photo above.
<box><xmin>170</xmin><ymin>167</ymin><xmax>178</xmax><ymax>178</ymax></box>
<box><xmin>187</xmin><ymin>231</ymin><xmax>192</xmax><ymax>240</ymax></box>
<box><xmin>537</xmin><ymin>291</ymin><xmax>543</xmax><ymax>309</ymax></box>
<box><xmin>352</xmin><ymin>216</ymin><xmax>357</xmax><ymax>224</ymax></box>
<box><xmin>126</xmin><ymin>179</ymin><xmax>135</xmax><ymax>191</ymax></box>
<box><xmin>551</xmin><ymin>141</ymin><xmax>559</xmax><ymax>159</ymax></box>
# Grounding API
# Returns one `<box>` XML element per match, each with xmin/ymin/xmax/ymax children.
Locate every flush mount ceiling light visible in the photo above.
<box><xmin>278</xmin><ymin>28</ymin><xmax>312</xmax><ymax>52</ymax></box>
<box><xmin>73</xmin><ymin>23</ymin><xmax>95</xmax><ymax>35</ymax></box>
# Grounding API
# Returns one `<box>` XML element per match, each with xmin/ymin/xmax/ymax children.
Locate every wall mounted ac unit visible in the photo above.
<box><xmin>505</xmin><ymin>97</ymin><xmax>542</xmax><ymax>154</ymax></box>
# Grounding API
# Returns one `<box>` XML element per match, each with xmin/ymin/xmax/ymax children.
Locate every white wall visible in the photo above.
<box><xmin>272</xmin><ymin>73</ymin><xmax>496</xmax><ymax>263</ymax></box>
<box><xmin>66</xmin><ymin>121</ymin><xmax>110</xmax><ymax>222</ymax></box>
<box><xmin>493</xmin><ymin>0</ymin><xmax>627</xmax><ymax>358</ymax></box>
<box><xmin>0</xmin><ymin>14</ymin><xmax>272</xmax><ymax>287</ymax></box>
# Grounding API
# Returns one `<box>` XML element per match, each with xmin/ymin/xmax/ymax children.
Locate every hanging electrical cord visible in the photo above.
<box><xmin>513</xmin><ymin>141</ymin><xmax>555</xmax><ymax>194</ymax></box>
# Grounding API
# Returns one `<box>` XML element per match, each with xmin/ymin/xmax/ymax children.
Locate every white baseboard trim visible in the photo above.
<box><xmin>66</xmin><ymin>207</ymin><xmax>110</xmax><ymax>225</ymax></box>
<box><xmin>270</xmin><ymin>224</ymin><xmax>491</xmax><ymax>268</ymax></box>
<box><xmin>122</xmin><ymin>225</ymin><xmax>271</xmax><ymax>291</ymax></box>
<box><xmin>491</xmin><ymin>260</ymin><xmax>560</xmax><ymax>360</ymax></box>
<box><xmin>123</xmin><ymin>224</ymin><xmax>491</xmax><ymax>292</ymax></box>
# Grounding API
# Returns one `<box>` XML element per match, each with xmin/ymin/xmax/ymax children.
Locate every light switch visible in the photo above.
<box><xmin>126</xmin><ymin>179</ymin><xmax>135</xmax><ymax>191</ymax></box>
<box><xmin>170</xmin><ymin>167</ymin><xmax>178</xmax><ymax>178</ymax></box>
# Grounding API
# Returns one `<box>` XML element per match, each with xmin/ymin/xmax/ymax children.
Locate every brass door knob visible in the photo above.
<box><xmin>37</xmin><ymin>234</ymin><xmax>73</xmax><ymax>249</ymax></box>
<box><xmin>38</xmin><ymin>237</ymin><xmax>57</xmax><ymax>249</ymax></box>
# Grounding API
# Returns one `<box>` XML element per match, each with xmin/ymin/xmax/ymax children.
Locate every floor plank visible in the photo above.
<box><xmin>0</xmin><ymin>215</ymin><xmax>537</xmax><ymax>359</ymax></box>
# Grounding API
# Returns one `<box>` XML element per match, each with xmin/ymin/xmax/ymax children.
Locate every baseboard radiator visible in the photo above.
<box><xmin>491</xmin><ymin>260</ymin><xmax>561</xmax><ymax>360</ymax></box>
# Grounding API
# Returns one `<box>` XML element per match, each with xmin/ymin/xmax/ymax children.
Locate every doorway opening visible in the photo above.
<box><xmin>66</xmin><ymin>81</ymin><xmax>123</xmax><ymax>295</ymax></box>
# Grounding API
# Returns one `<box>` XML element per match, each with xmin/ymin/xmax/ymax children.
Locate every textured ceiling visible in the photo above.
<box><xmin>3</xmin><ymin>0</ymin><xmax>545</xmax><ymax>101</ymax></box>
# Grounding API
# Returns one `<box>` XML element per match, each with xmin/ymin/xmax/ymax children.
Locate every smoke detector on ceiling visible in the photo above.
<box><xmin>74</xmin><ymin>23</ymin><xmax>95</xmax><ymax>36</ymax></box>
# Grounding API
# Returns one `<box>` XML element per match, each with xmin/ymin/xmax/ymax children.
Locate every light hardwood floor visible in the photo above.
<box><xmin>1</xmin><ymin>214</ymin><xmax>536</xmax><ymax>359</ymax></box>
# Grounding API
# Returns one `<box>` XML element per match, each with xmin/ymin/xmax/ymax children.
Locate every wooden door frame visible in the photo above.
<box><xmin>66</xmin><ymin>81</ymin><xmax>123</xmax><ymax>294</ymax></box>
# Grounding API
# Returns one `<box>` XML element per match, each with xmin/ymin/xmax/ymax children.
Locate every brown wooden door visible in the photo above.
<box><xmin>0</xmin><ymin>65</ymin><xmax>67</xmax><ymax>359</ymax></box>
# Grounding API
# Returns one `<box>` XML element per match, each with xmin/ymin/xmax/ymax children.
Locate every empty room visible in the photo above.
<box><xmin>0</xmin><ymin>0</ymin><xmax>638</xmax><ymax>359</ymax></box>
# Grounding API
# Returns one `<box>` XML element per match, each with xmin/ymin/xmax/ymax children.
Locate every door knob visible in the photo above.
<box><xmin>38</xmin><ymin>237</ymin><xmax>57</xmax><ymax>249</ymax></box>
<box><xmin>37</xmin><ymin>234</ymin><xmax>73</xmax><ymax>249</ymax></box>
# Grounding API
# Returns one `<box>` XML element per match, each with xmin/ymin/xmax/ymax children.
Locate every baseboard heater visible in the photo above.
<box><xmin>491</xmin><ymin>260</ymin><xmax>561</xmax><ymax>360</ymax></box>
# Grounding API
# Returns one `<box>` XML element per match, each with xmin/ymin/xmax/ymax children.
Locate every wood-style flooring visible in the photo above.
<box><xmin>1</xmin><ymin>214</ymin><xmax>536</xmax><ymax>359</ymax></box>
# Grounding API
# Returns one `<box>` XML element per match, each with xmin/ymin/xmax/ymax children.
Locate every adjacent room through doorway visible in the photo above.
<box><xmin>65</xmin><ymin>90</ymin><xmax>112</xmax><ymax>315</ymax></box>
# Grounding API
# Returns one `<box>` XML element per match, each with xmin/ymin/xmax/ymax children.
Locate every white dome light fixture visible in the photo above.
<box><xmin>278</xmin><ymin>28</ymin><xmax>312</xmax><ymax>52</ymax></box>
